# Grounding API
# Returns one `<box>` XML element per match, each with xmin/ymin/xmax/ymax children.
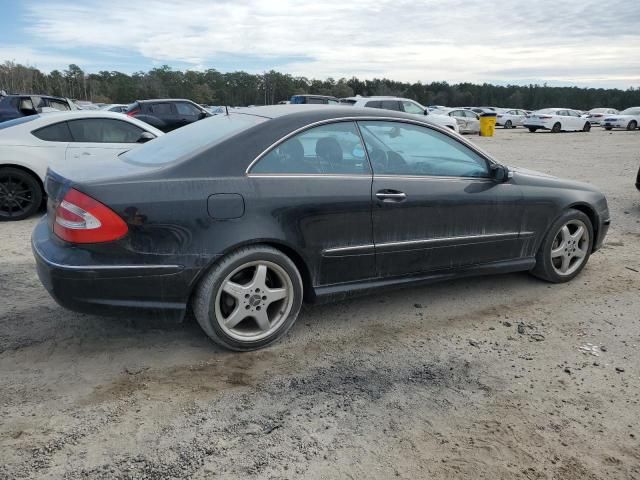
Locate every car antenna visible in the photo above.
<box><xmin>225</xmin><ymin>105</ymin><xmax>229</xmax><ymax>116</ymax></box>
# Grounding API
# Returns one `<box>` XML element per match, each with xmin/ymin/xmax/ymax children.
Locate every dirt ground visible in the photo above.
<box><xmin>1</xmin><ymin>127</ymin><xmax>639</xmax><ymax>479</ymax></box>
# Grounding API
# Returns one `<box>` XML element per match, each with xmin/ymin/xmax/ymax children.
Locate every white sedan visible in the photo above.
<box><xmin>601</xmin><ymin>107</ymin><xmax>640</xmax><ymax>131</ymax></box>
<box><xmin>583</xmin><ymin>107</ymin><xmax>618</xmax><ymax>125</ymax></box>
<box><xmin>495</xmin><ymin>109</ymin><xmax>528</xmax><ymax>128</ymax></box>
<box><xmin>445</xmin><ymin>108</ymin><xmax>480</xmax><ymax>134</ymax></box>
<box><xmin>0</xmin><ymin>111</ymin><xmax>163</xmax><ymax>220</ymax></box>
<box><xmin>523</xmin><ymin>108</ymin><xmax>591</xmax><ymax>133</ymax></box>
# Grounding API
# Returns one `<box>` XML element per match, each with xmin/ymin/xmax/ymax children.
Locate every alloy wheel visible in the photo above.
<box><xmin>214</xmin><ymin>260</ymin><xmax>294</xmax><ymax>342</ymax></box>
<box><xmin>550</xmin><ymin>219</ymin><xmax>590</xmax><ymax>276</ymax></box>
<box><xmin>0</xmin><ymin>173</ymin><xmax>35</xmax><ymax>219</ymax></box>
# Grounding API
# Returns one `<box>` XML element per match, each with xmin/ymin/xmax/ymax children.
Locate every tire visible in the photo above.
<box><xmin>627</xmin><ymin>120</ymin><xmax>637</xmax><ymax>131</ymax></box>
<box><xmin>0</xmin><ymin>167</ymin><xmax>43</xmax><ymax>221</ymax></box>
<box><xmin>504</xmin><ymin>120</ymin><xmax>512</xmax><ymax>129</ymax></box>
<box><xmin>582</xmin><ymin>122</ymin><xmax>591</xmax><ymax>132</ymax></box>
<box><xmin>528</xmin><ymin>127</ymin><xmax>537</xmax><ymax>133</ymax></box>
<box><xmin>193</xmin><ymin>245</ymin><xmax>304</xmax><ymax>351</ymax></box>
<box><xmin>530</xmin><ymin>209</ymin><xmax>593</xmax><ymax>283</ymax></box>
<box><xmin>551</xmin><ymin>122</ymin><xmax>561</xmax><ymax>133</ymax></box>
<box><xmin>604</xmin><ymin>127</ymin><xmax>612</xmax><ymax>131</ymax></box>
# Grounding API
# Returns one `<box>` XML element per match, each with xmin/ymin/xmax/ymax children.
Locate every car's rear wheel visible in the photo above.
<box><xmin>504</xmin><ymin>120</ymin><xmax>512</xmax><ymax>129</ymax></box>
<box><xmin>582</xmin><ymin>122</ymin><xmax>591</xmax><ymax>132</ymax></box>
<box><xmin>551</xmin><ymin>122</ymin><xmax>561</xmax><ymax>133</ymax></box>
<box><xmin>604</xmin><ymin>127</ymin><xmax>612</xmax><ymax>131</ymax></box>
<box><xmin>528</xmin><ymin>127</ymin><xmax>537</xmax><ymax>133</ymax></box>
<box><xmin>530</xmin><ymin>209</ymin><xmax>593</xmax><ymax>283</ymax></box>
<box><xmin>628</xmin><ymin>120</ymin><xmax>638</xmax><ymax>131</ymax></box>
<box><xmin>0</xmin><ymin>167</ymin><xmax>43</xmax><ymax>221</ymax></box>
<box><xmin>193</xmin><ymin>245</ymin><xmax>303</xmax><ymax>351</ymax></box>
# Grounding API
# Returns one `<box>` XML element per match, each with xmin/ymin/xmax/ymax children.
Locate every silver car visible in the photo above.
<box><xmin>496</xmin><ymin>109</ymin><xmax>528</xmax><ymax>128</ymax></box>
<box><xmin>446</xmin><ymin>108</ymin><xmax>480</xmax><ymax>134</ymax></box>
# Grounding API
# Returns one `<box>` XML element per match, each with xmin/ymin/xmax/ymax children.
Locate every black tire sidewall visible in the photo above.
<box><xmin>533</xmin><ymin>209</ymin><xmax>594</xmax><ymax>283</ymax></box>
<box><xmin>505</xmin><ymin>120</ymin><xmax>512</xmax><ymax>129</ymax></box>
<box><xmin>194</xmin><ymin>246</ymin><xmax>304</xmax><ymax>351</ymax></box>
<box><xmin>0</xmin><ymin>167</ymin><xmax>43</xmax><ymax>221</ymax></box>
<box><xmin>628</xmin><ymin>121</ymin><xmax>637</xmax><ymax>131</ymax></box>
<box><xmin>552</xmin><ymin>123</ymin><xmax>561</xmax><ymax>133</ymax></box>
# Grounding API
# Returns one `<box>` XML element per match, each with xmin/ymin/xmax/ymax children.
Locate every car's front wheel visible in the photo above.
<box><xmin>627</xmin><ymin>120</ymin><xmax>638</xmax><ymax>131</ymax></box>
<box><xmin>582</xmin><ymin>122</ymin><xmax>591</xmax><ymax>132</ymax></box>
<box><xmin>530</xmin><ymin>209</ymin><xmax>593</xmax><ymax>283</ymax></box>
<box><xmin>504</xmin><ymin>120</ymin><xmax>512</xmax><ymax>129</ymax></box>
<box><xmin>0</xmin><ymin>167</ymin><xmax>43</xmax><ymax>221</ymax></box>
<box><xmin>193</xmin><ymin>245</ymin><xmax>303</xmax><ymax>351</ymax></box>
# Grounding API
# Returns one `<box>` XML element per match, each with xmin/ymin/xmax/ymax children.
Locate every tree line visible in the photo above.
<box><xmin>1</xmin><ymin>61</ymin><xmax>638</xmax><ymax>110</ymax></box>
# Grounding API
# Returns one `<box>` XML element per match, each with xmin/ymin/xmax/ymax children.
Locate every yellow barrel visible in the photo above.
<box><xmin>479</xmin><ymin>113</ymin><xmax>497</xmax><ymax>137</ymax></box>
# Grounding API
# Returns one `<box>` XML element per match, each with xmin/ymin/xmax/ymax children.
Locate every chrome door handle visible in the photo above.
<box><xmin>376</xmin><ymin>191</ymin><xmax>407</xmax><ymax>202</ymax></box>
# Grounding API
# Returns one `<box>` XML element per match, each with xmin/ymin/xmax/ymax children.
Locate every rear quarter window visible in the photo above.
<box><xmin>122</xmin><ymin>113</ymin><xmax>267</xmax><ymax>166</ymax></box>
<box><xmin>32</xmin><ymin>121</ymin><xmax>73</xmax><ymax>141</ymax></box>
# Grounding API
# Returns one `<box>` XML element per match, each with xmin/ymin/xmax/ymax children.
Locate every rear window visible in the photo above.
<box><xmin>0</xmin><ymin>115</ymin><xmax>42</xmax><ymax>130</ymax></box>
<box><xmin>122</xmin><ymin>113</ymin><xmax>267</xmax><ymax>166</ymax></box>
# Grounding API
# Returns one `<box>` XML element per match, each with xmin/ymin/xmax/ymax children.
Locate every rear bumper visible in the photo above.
<box><xmin>31</xmin><ymin>217</ymin><xmax>203</xmax><ymax>320</ymax></box>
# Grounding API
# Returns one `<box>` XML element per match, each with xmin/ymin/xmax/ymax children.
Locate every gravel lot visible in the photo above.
<box><xmin>1</xmin><ymin>128</ymin><xmax>639</xmax><ymax>479</ymax></box>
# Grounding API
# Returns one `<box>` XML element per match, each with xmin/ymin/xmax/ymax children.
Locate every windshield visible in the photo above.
<box><xmin>620</xmin><ymin>107</ymin><xmax>640</xmax><ymax>115</ymax></box>
<box><xmin>122</xmin><ymin>113</ymin><xmax>267</xmax><ymax>166</ymax></box>
<box><xmin>0</xmin><ymin>115</ymin><xmax>42</xmax><ymax>130</ymax></box>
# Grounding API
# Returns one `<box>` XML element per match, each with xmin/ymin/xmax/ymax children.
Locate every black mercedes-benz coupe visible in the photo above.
<box><xmin>32</xmin><ymin>105</ymin><xmax>610</xmax><ymax>351</ymax></box>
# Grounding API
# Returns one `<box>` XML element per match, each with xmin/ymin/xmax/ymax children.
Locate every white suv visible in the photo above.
<box><xmin>343</xmin><ymin>96</ymin><xmax>459</xmax><ymax>133</ymax></box>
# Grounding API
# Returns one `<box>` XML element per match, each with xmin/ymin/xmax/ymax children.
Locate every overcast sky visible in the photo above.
<box><xmin>1</xmin><ymin>0</ymin><xmax>639</xmax><ymax>88</ymax></box>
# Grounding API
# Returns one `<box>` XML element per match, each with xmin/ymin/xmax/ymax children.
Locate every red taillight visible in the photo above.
<box><xmin>53</xmin><ymin>189</ymin><xmax>128</xmax><ymax>244</ymax></box>
<box><xmin>127</xmin><ymin>109</ymin><xmax>140</xmax><ymax>117</ymax></box>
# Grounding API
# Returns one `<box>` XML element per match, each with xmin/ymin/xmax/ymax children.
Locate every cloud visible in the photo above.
<box><xmin>17</xmin><ymin>0</ymin><xmax>640</xmax><ymax>87</ymax></box>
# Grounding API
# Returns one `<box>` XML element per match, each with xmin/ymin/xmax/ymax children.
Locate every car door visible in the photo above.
<box><xmin>175</xmin><ymin>101</ymin><xmax>204</xmax><ymax>128</ymax></box>
<box><xmin>149</xmin><ymin>102</ymin><xmax>178</xmax><ymax>131</ymax></box>
<box><xmin>448</xmin><ymin>110</ymin><xmax>467</xmax><ymax>131</ymax></box>
<box><xmin>357</xmin><ymin>120</ymin><xmax>524</xmax><ymax>277</ymax></box>
<box><xmin>247</xmin><ymin>120</ymin><xmax>375</xmax><ymax>286</ymax></box>
<box><xmin>65</xmin><ymin>118</ymin><xmax>150</xmax><ymax>164</ymax></box>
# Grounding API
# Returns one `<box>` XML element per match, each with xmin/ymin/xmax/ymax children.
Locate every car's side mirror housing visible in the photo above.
<box><xmin>136</xmin><ymin>132</ymin><xmax>156</xmax><ymax>143</ymax></box>
<box><xmin>423</xmin><ymin>109</ymin><xmax>429</xmax><ymax>116</ymax></box>
<box><xmin>198</xmin><ymin>111</ymin><xmax>209</xmax><ymax>120</ymax></box>
<box><xmin>490</xmin><ymin>163</ymin><xmax>510</xmax><ymax>182</ymax></box>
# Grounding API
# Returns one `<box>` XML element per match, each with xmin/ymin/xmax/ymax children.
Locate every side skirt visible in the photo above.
<box><xmin>310</xmin><ymin>257</ymin><xmax>536</xmax><ymax>304</ymax></box>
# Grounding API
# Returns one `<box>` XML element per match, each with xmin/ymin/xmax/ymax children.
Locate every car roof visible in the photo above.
<box><xmin>222</xmin><ymin>104</ymin><xmax>426</xmax><ymax>121</ymax></box>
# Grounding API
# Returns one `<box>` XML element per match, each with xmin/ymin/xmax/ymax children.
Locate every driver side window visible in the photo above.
<box><xmin>358</xmin><ymin>121</ymin><xmax>489</xmax><ymax>178</ymax></box>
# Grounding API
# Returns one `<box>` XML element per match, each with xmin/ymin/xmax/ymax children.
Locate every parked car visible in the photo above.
<box><xmin>496</xmin><ymin>109</ymin><xmax>528</xmax><ymax>128</ymax></box>
<box><xmin>445</xmin><ymin>108</ymin><xmax>480</xmax><ymax>134</ymax></box>
<box><xmin>125</xmin><ymin>99</ymin><xmax>211</xmax><ymax>132</ymax></box>
<box><xmin>0</xmin><ymin>94</ymin><xmax>78</xmax><ymax>123</ymax></box>
<box><xmin>0</xmin><ymin>111</ymin><xmax>163</xmax><ymax>221</ymax></box>
<box><xmin>523</xmin><ymin>108</ymin><xmax>591</xmax><ymax>133</ymax></box>
<box><xmin>345</xmin><ymin>96</ymin><xmax>459</xmax><ymax>132</ymax></box>
<box><xmin>583</xmin><ymin>108</ymin><xmax>618</xmax><ymax>125</ymax></box>
<box><xmin>290</xmin><ymin>95</ymin><xmax>340</xmax><ymax>105</ymax></box>
<box><xmin>100</xmin><ymin>104</ymin><xmax>129</xmax><ymax>113</ymax></box>
<box><xmin>32</xmin><ymin>105</ymin><xmax>609</xmax><ymax>351</ymax></box>
<box><xmin>601</xmin><ymin>107</ymin><xmax>640</xmax><ymax>131</ymax></box>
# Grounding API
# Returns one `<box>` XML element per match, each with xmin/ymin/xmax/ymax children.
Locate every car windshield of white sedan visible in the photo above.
<box><xmin>358</xmin><ymin>121</ymin><xmax>488</xmax><ymax>177</ymax></box>
<box><xmin>122</xmin><ymin>113</ymin><xmax>266</xmax><ymax>165</ymax></box>
<box><xmin>620</xmin><ymin>107</ymin><xmax>640</xmax><ymax>115</ymax></box>
<box><xmin>0</xmin><ymin>115</ymin><xmax>42</xmax><ymax>130</ymax></box>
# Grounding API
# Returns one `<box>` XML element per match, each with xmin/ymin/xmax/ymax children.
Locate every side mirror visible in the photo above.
<box><xmin>490</xmin><ymin>163</ymin><xmax>510</xmax><ymax>182</ymax></box>
<box><xmin>424</xmin><ymin>109</ymin><xmax>429</xmax><ymax>116</ymax></box>
<box><xmin>136</xmin><ymin>132</ymin><xmax>156</xmax><ymax>143</ymax></box>
<box><xmin>198</xmin><ymin>111</ymin><xmax>208</xmax><ymax>119</ymax></box>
